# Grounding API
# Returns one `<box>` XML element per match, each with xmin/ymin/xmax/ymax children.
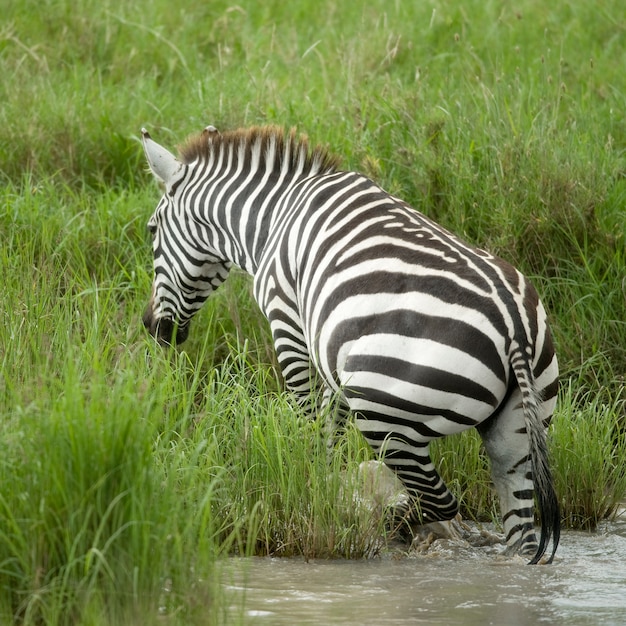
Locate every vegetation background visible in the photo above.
<box><xmin>1</xmin><ymin>0</ymin><xmax>625</xmax><ymax>623</ymax></box>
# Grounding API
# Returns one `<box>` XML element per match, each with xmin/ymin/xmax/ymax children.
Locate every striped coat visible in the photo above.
<box><xmin>141</xmin><ymin>125</ymin><xmax>560</xmax><ymax>563</ymax></box>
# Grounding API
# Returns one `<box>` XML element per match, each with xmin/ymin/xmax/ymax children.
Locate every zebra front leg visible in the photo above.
<box><xmin>289</xmin><ymin>384</ymin><xmax>349</xmax><ymax>463</ymax></box>
<box><xmin>320</xmin><ymin>385</ymin><xmax>350</xmax><ymax>454</ymax></box>
<box><xmin>273</xmin><ymin>341</ymin><xmax>347</xmax><ymax>458</ymax></box>
<box><xmin>271</xmin><ymin>325</ymin><xmax>320</xmax><ymax>417</ymax></box>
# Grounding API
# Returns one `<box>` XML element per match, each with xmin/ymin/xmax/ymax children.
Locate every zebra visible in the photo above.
<box><xmin>140</xmin><ymin>124</ymin><xmax>560</xmax><ymax>563</ymax></box>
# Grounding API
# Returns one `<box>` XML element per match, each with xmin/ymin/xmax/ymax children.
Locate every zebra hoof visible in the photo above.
<box><xmin>410</xmin><ymin>516</ymin><xmax>466</xmax><ymax>543</ymax></box>
<box><xmin>501</xmin><ymin>533</ymin><xmax>539</xmax><ymax>559</ymax></box>
<box><xmin>390</xmin><ymin>513</ymin><xmax>469</xmax><ymax>547</ymax></box>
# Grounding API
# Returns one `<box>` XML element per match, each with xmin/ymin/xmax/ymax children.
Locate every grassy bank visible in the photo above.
<box><xmin>1</xmin><ymin>0</ymin><xmax>625</xmax><ymax>623</ymax></box>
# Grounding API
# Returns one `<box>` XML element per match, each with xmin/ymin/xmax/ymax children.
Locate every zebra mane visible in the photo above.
<box><xmin>178</xmin><ymin>125</ymin><xmax>341</xmax><ymax>177</ymax></box>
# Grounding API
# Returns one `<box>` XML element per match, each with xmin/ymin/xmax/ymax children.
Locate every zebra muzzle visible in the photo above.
<box><xmin>142</xmin><ymin>306</ymin><xmax>189</xmax><ymax>346</ymax></box>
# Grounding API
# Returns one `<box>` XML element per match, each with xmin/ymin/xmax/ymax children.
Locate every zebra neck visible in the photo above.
<box><xmin>194</xmin><ymin>140</ymin><xmax>331</xmax><ymax>275</ymax></box>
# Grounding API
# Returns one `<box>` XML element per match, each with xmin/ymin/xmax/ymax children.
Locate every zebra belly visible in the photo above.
<box><xmin>305</xmin><ymin>286</ymin><xmax>510</xmax><ymax>437</ymax></box>
<box><xmin>332</xmin><ymin>332</ymin><xmax>506</xmax><ymax>438</ymax></box>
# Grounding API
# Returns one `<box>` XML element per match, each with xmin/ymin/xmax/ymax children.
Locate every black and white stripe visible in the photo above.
<box><xmin>141</xmin><ymin>125</ymin><xmax>560</xmax><ymax>563</ymax></box>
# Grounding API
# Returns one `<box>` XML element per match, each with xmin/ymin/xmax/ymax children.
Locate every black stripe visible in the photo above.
<box><xmin>344</xmin><ymin>354</ymin><xmax>498</xmax><ymax>407</ymax></box>
<box><xmin>329</xmin><ymin>309</ymin><xmax>506</xmax><ymax>381</ymax></box>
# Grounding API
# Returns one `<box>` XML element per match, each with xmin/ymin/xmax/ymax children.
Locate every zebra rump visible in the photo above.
<box><xmin>140</xmin><ymin>124</ymin><xmax>560</xmax><ymax>563</ymax></box>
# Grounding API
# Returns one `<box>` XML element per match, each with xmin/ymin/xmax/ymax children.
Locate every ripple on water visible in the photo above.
<box><xmin>222</xmin><ymin>517</ymin><xmax>626</xmax><ymax>626</ymax></box>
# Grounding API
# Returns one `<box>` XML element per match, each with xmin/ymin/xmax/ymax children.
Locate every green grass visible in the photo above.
<box><xmin>551</xmin><ymin>380</ymin><xmax>626</xmax><ymax>530</ymax></box>
<box><xmin>1</xmin><ymin>0</ymin><xmax>626</xmax><ymax>623</ymax></box>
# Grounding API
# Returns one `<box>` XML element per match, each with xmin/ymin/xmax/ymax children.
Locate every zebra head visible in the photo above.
<box><xmin>141</xmin><ymin>128</ymin><xmax>232</xmax><ymax>345</ymax></box>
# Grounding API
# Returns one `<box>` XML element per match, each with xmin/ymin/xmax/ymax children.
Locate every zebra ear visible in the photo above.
<box><xmin>141</xmin><ymin>128</ymin><xmax>185</xmax><ymax>186</ymax></box>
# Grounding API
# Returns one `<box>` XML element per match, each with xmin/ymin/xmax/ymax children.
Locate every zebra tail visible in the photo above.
<box><xmin>511</xmin><ymin>348</ymin><xmax>560</xmax><ymax>565</ymax></box>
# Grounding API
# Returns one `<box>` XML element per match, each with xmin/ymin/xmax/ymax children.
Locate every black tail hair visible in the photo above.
<box><xmin>511</xmin><ymin>349</ymin><xmax>560</xmax><ymax>564</ymax></box>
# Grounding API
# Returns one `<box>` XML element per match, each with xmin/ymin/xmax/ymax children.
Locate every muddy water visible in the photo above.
<box><xmin>223</xmin><ymin>516</ymin><xmax>626</xmax><ymax>625</ymax></box>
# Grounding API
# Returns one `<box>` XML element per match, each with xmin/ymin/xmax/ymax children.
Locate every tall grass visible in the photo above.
<box><xmin>0</xmin><ymin>182</ymin><xmax>382</xmax><ymax>624</ymax></box>
<box><xmin>1</xmin><ymin>0</ymin><xmax>625</xmax><ymax>622</ymax></box>
<box><xmin>551</xmin><ymin>380</ymin><xmax>626</xmax><ymax>530</ymax></box>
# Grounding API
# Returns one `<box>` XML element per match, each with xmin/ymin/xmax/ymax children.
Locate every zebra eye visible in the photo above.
<box><xmin>147</xmin><ymin>219</ymin><xmax>157</xmax><ymax>236</ymax></box>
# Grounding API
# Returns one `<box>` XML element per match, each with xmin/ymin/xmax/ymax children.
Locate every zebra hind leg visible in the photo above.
<box><xmin>477</xmin><ymin>388</ymin><xmax>540</xmax><ymax>558</ymax></box>
<box><xmin>356</xmin><ymin>427</ymin><xmax>460</xmax><ymax>542</ymax></box>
